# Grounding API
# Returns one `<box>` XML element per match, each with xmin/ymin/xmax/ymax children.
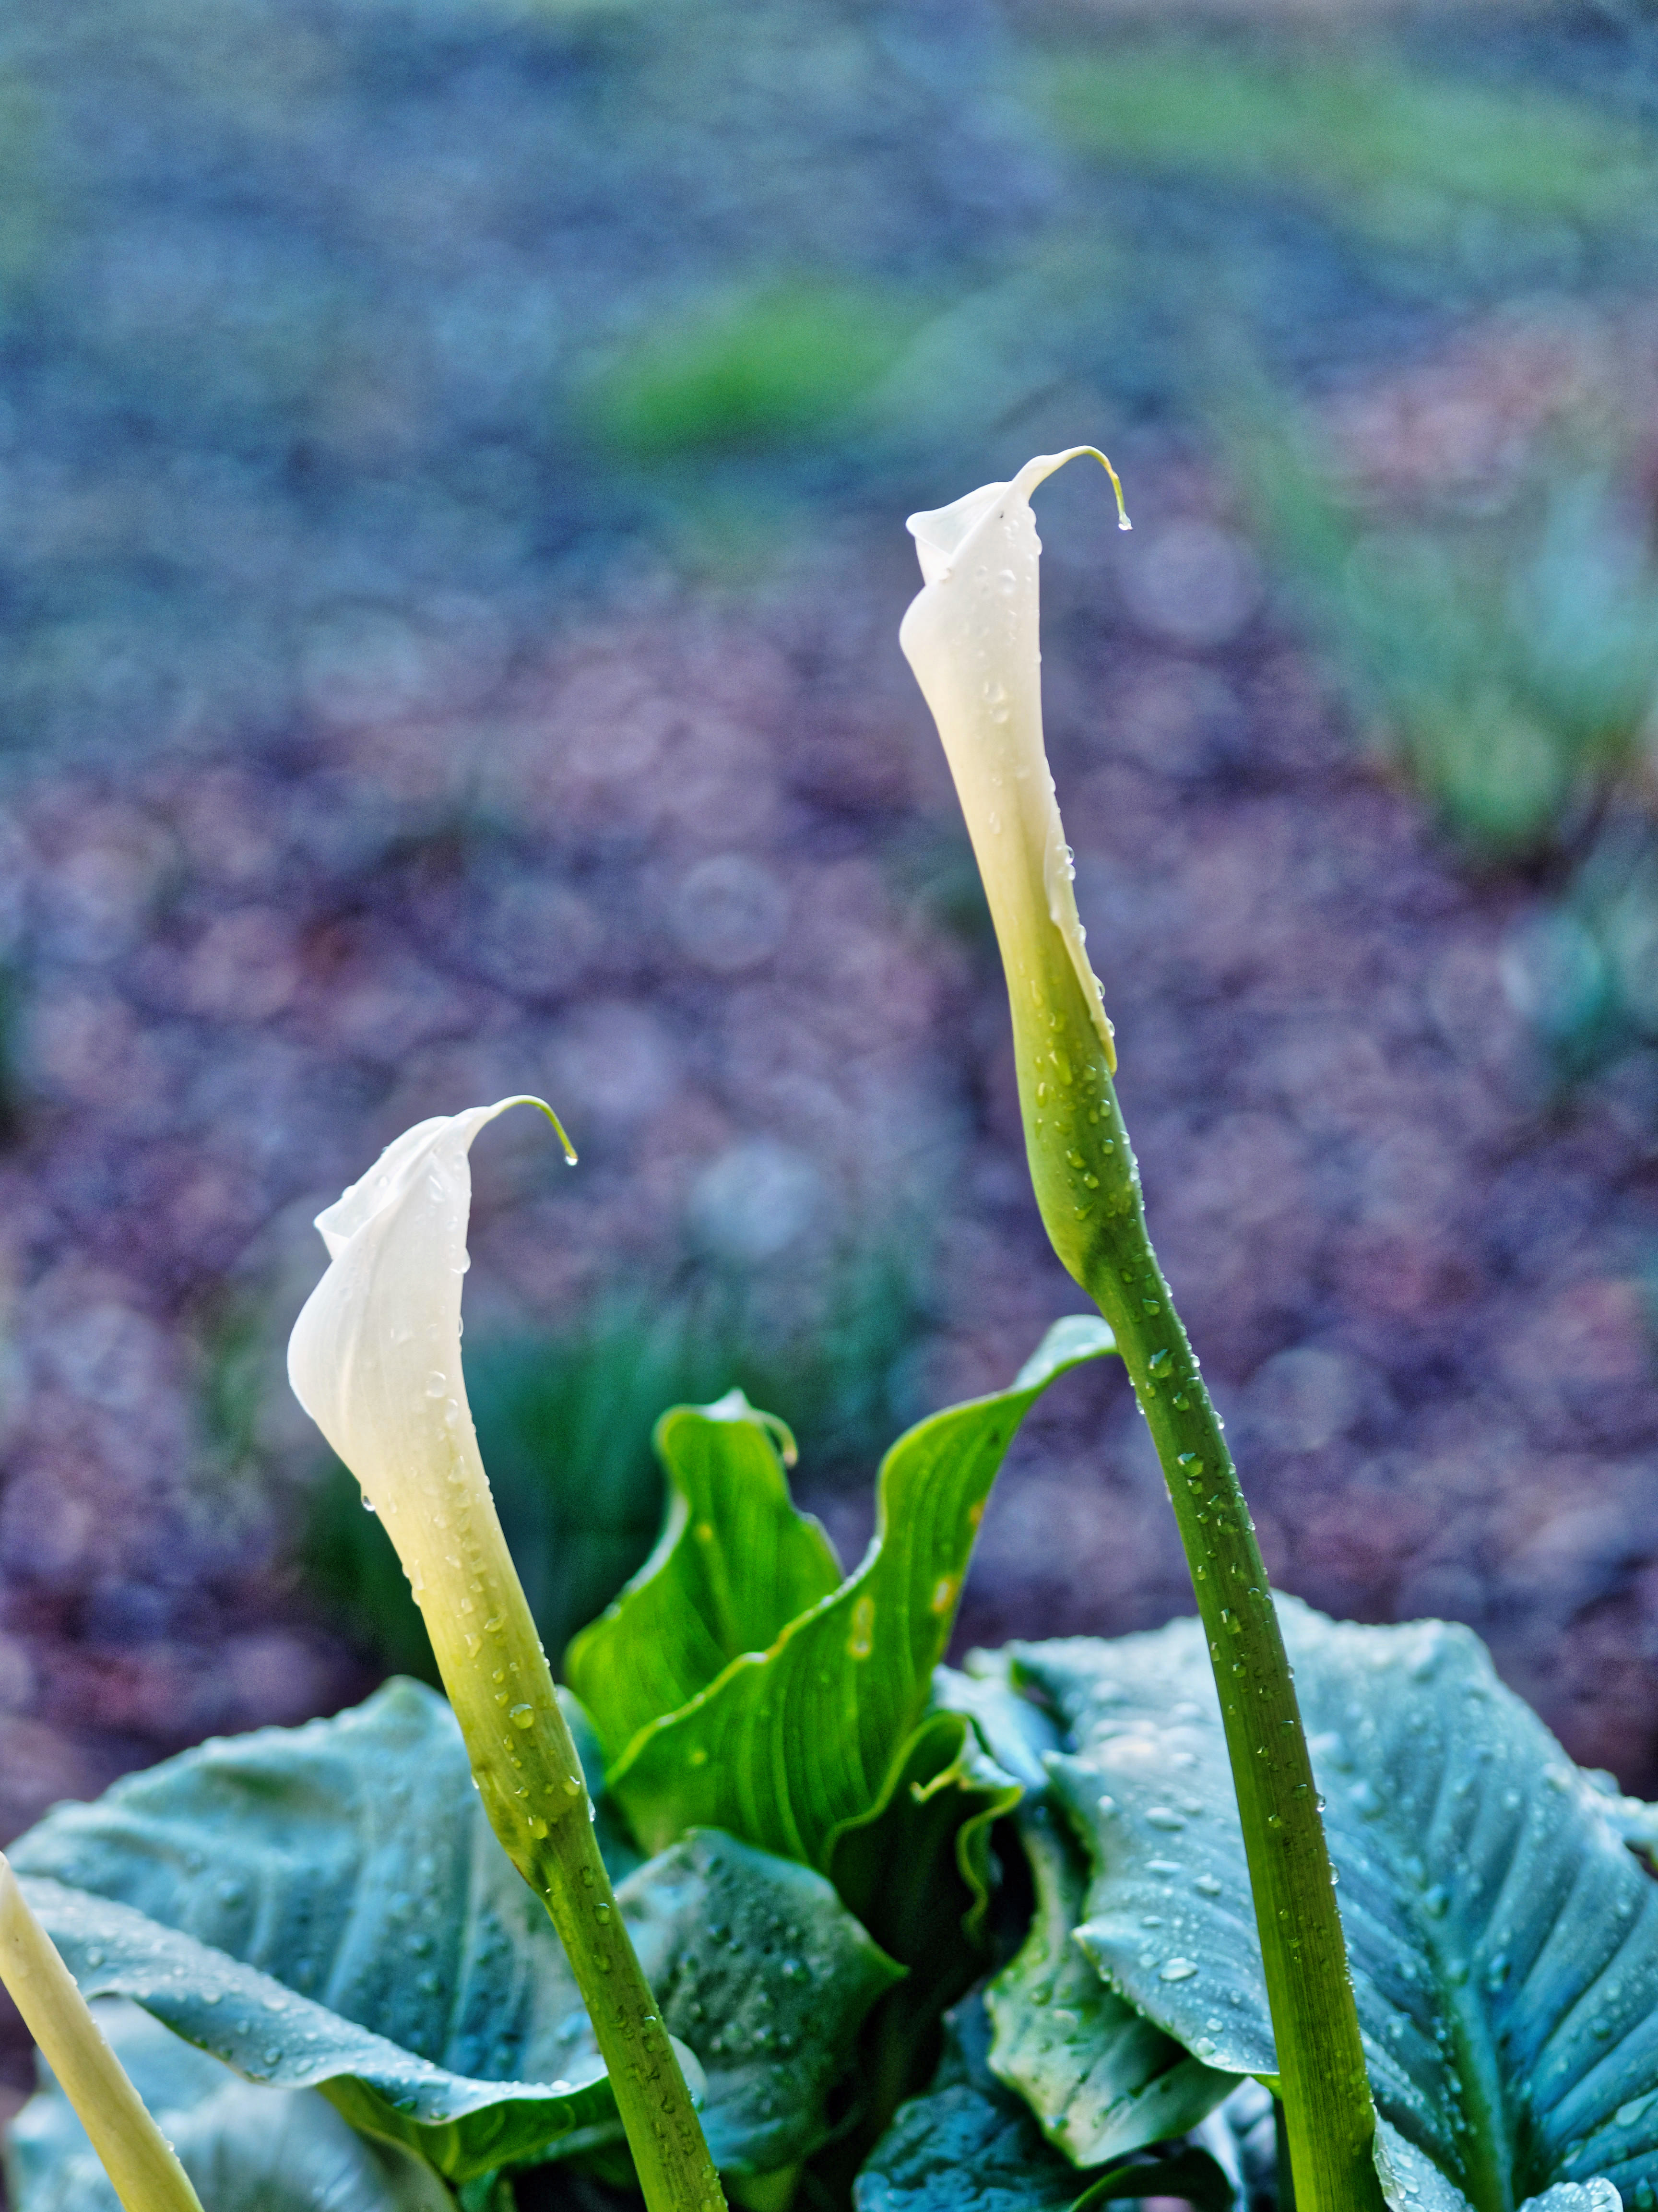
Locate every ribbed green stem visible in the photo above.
<box><xmin>425</xmin><ymin>1494</ymin><xmax>725</xmax><ymax>2212</ymax></box>
<box><xmin>1013</xmin><ymin>988</ymin><xmax>1382</xmax><ymax>2212</ymax></box>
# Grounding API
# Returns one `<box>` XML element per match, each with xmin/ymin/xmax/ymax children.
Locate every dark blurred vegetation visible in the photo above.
<box><xmin>305</xmin><ymin>1237</ymin><xmax>932</xmax><ymax>1680</ymax></box>
<box><xmin>585</xmin><ymin>282</ymin><xmax>927</xmax><ymax>460</ymax></box>
<box><xmin>3</xmin><ymin>0</ymin><xmax>1658</xmax><ymax>1688</ymax></box>
<box><xmin>1036</xmin><ymin>39</ymin><xmax>1658</xmax><ymax>250</ymax></box>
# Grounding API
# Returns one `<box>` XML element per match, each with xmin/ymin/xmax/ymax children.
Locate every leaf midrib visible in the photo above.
<box><xmin>1369</xmin><ymin>1724</ymin><xmax>1520</xmax><ymax>2212</ymax></box>
<box><xmin>1419</xmin><ymin>1903</ymin><xmax>1511</xmax><ymax>2212</ymax></box>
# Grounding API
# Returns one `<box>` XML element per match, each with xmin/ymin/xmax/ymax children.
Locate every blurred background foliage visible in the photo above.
<box><xmin>0</xmin><ymin>0</ymin><xmax>1657</xmax><ymax>1701</ymax></box>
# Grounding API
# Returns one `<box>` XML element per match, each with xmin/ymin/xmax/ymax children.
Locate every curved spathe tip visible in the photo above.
<box><xmin>900</xmin><ymin>446</ymin><xmax>1126</xmax><ymax>1075</ymax></box>
<box><xmin>904</xmin><ymin>447</ymin><xmax>1128</xmax><ymax>587</ymax></box>
<box><xmin>289</xmin><ymin>1095</ymin><xmax>576</xmax><ymax>1527</ymax></box>
<box><xmin>1011</xmin><ymin>446</ymin><xmax>1131</xmax><ymax>529</ymax></box>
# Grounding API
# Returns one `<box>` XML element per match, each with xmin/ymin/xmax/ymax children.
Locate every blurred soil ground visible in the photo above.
<box><xmin>0</xmin><ymin>404</ymin><xmax>1653</xmax><ymax>1846</ymax></box>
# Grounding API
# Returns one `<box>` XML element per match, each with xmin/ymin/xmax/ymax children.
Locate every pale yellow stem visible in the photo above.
<box><xmin>0</xmin><ymin>1856</ymin><xmax>206</xmax><ymax>2212</ymax></box>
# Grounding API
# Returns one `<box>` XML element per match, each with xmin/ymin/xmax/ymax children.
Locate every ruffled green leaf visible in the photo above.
<box><xmin>831</xmin><ymin>1710</ymin><xmax>1022</xmax><ymax>1967</ymax></box>
<box><xmin>606</xmin><ymin>1316</ymin><xmax>1118</xmax><ymax>1866</ymax></box>
<box><xmin>568</xmin><ymin>1390</ymin><xmax>841</xmax><ymax>1766</ymax></box>
<box><xmin>853</xmin><ymin>1998</ymin><xmax>1234</xmax><ymax>2212</ymax></box>
<box><xmin>1007</xmin><ymin>1600</ymin><xmax>1649</xmax><ymax>2212</ymax></box>
<box><xmin>933</xmin><ymin>1656</ymin><xmax>1066</xmax><ymax>1796</ymax></box>
<box><xmin>985</xmin><ymin>1797</ymin><xmax>1236</xmax><ymax>2165</ymax></box>
<box><xmin>820</xmin><ymin>1711</ymin><xmax>1025</xmax><ymax>2181</ymax></box>
<box><xmin>8</xmin><ymin>1999</ymin><xmax>450</xmax><ymax>2212</ymax></box>
<box><xmin>10</xmin><ymin>1679</ymin><xmax>899</xmax><ymax>2182</ymax></box>
<box><xmin>936</xmin><ymin>1653</ymin><xmax>1238</xmax><ymax>2168</ymax></box>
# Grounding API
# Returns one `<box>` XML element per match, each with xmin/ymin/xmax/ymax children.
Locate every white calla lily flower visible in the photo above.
<box><xmin>288</xmin><ymin>1098</ymin><xmax>728</xmax><ymax>2212</ymax></box>
<box><xmin>900</xmin><ymin>446</ymin><xmax>1130</xmax><ymax>1282</ymax></box>
<box><xmin>288</xmin><ymin>1096</ymin><xmax>575</xmax><ymax>1753</ymax></box>
<box><xmin>900</xmin><ymin>446</ymin><xmax>1127</xmax><ymax>1072</ymax></box>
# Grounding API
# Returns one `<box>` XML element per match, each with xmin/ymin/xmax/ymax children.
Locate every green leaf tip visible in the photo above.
<box><xmin>1014</xmin><ymin>1314</ymin><xmax>1117</xmax><ymax>1391</ymax></box>
<box><xmin>695</xmin><ymin>1387</ymin><xmax>799</xmax><ymax>1467</ymax></box>
<box><xmin>570</xmin><ymin>1396</ymin><xmax>842</xmax><ymax>1762</ymax></box>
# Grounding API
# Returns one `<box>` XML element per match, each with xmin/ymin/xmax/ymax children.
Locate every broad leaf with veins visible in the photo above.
<box><xmin>1000</xmin><ymin>1600</ymin><xmax>1656</xmax><ymax>2212</ymax></box>
<box><xmin>9</xmin><ymin>1679</ymin><xmax>899</xmax><ymax>2184</ymax></box>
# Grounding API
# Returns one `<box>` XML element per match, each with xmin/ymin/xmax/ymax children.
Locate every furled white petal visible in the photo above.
<box><xmin>900</xmin><ymin>447</ymin><xmax>1125</xmax><ymax>1070</ymax></box>
<box><xmin>288</xmin><ymin>1097</ymin><xmax>572</xmax><ymax>1624</ymax></box>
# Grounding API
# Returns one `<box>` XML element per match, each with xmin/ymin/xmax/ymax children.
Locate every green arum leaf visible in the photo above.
<box><xmin>568</xmin><ymin>1390</ymin><xmax>842</xmax><ymax>1766</ymax></box>
<box><xmin>814</xmin><ymin>1712</ymin><xmax>1025</xmax><ymax>2196</ymax></box>
<box><xmin>8</xmin><ymin>1998</ymin><xmax>451</xmax><ymax>2212</ymax></box>
<box><xmin>933</xmin><ymin>1657</ymin><xmax>1068</xmax><ymax>1795</ymax></box>
<box><xmin>985</xmin><ymin>1796</ymin><xmax>1238</xmax><ymax>2165</ymax></box>
<box><xmin>623</xmin><ymin>1828</ymin><xmax>900</xmax><ymax>2178</ymax></box>
<box><xmin>9</xmin><ymin>1679</ymin><xmax>900</xmax><ymax>2183</ymax></box>
<box><xmin>831</xmin><ymin>1709</ymin><xmax>1023</xmax><ymax>1997</ymax></box>
<box><xmin>936</xmin><ymin>1655</ymin><xmax>1240</xmax><ymax>2166</ymax></box>
<box><xmin>1005</xmin><ymin>1598</ymin><xmax>1653</xmax><ymax>2212</ymax></box>
<box><xmin>595</xmin><ymin>1316</ymin><xmax>1119</xmax><ymax>1866</ymax></box>
<box><xmin>853</xmin><ymin>1996</ymin><xmax>1237</xmax><ymax>2212</ymax></box>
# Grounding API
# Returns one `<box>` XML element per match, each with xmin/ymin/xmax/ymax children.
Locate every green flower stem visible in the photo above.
<box><xmin>0</xmin><ymin>1855</ymin><xmax>206</xmax><ymax>2212</ymax></box>
<box><xmin>1016</xmin><ymin>987</ymin><xmax>1382</xmax><ymax>2212</ymax></box>
<box><xmin>898</xmin><ymin>438</ymin><xmax>1378</xmax><ymax>2211</ymax></box>
<box><xmin>423</xmin><ymin>1495</ymin><xmax>725</xmax><ymax>2212</ymax></box>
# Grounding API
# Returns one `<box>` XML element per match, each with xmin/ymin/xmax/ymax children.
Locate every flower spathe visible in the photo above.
<box><xmin>899</xmin><ymin>447</ymin><xmax>1127</xmax><ymax>1071</ymax></box>
<box><xmin>900</xmin><ymin>447</ymin><xmax>1130</xmax><ymax>1287</ymax></box>
<box><xmin>287</xmin><ymin>1097</ymin><xmax>573</xmax><ymax>1665</ymax></box>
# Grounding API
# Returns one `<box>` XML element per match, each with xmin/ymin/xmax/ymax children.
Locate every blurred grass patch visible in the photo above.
<box><xmin>1229</xmin><ymin>413</ymin><xmax>1658</xmax><ymax>866</ymax></box>
<box><xmin>1223</xmin><ymin>385</ymin><xmax>1658</xmax><ymax>1088</ymax></box>
<box><xmin>583</xmin><ymin>279</ymin><xmax>926</xmax><ymax>459</ymax></box>
<box><xmin>1034</xmin><ymin>40</ymin><xmax>1658</xmax><ymax>255</ymax></box>
<box><xmin>883</xmin><ymin>821</ymin><xmax>995</xmax><ymax>951</ymax></box>
<box><xmin>0</xmin><ymin>67</ymin><xmax>65</xmax><ymax>325</ymax></box>
<box><xmin>1501</xmin><ymin>822</ymin><xmax>1658</xmax><ymax>1086</ymax></box>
